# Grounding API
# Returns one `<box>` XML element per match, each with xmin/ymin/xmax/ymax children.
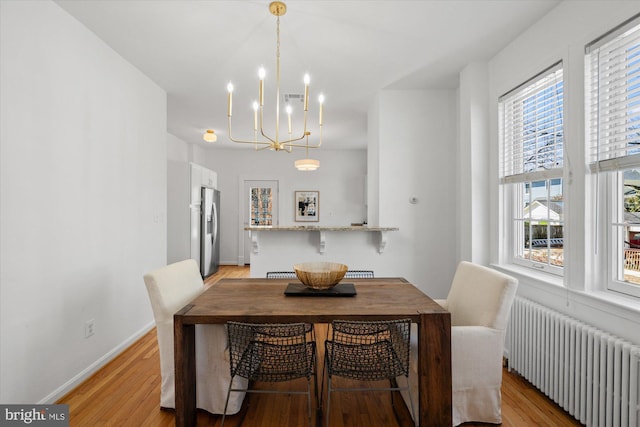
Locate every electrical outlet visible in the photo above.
<box><xmin>84</xmin><ymin>319</ymin><xmax>95</xmax><ymax>338</ymax></box>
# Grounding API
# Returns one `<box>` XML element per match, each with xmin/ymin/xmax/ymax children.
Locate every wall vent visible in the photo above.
<box><xmin>283</xmin><ymin>93</ymin><xmax>304</xmax><ymax>103</ymax></box>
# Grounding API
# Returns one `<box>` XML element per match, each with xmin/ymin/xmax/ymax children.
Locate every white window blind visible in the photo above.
<box><xmin>586</xmin><ymin>15</ymin><xmax>640</xmax><ymax>172</ymax></box>
<box><xmin>500</xmin><ymin>63</ymin><xmax>564</xmax><ymax>184</ymax></box>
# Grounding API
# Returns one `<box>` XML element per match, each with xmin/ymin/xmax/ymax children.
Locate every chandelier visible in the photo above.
<box><xmin>226</xmin><ymin>1</ymin><xmax>323</xmax><ymax>171</ymax></box>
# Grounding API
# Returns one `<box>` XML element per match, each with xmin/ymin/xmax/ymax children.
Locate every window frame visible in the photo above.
<box><xmin>504</xmin><ymin>179</ymin><xmax>565</xmax><ymax>276</ymax></box>
<box><xmin>586</xmin><ymin>14</ymin><xmax>640</xmax><ymax>299</ymax></box>
<box><xmin>499</xmin><ymin>62</ymin><xmax>565</xmax><ymax>277</ymax></box>
<box><xmin>601</xmin><ymin>170</ymin><xmax>640</xmax><ymax>299</ymax></box>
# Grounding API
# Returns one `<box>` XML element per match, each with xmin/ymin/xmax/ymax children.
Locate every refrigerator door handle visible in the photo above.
<box><xmin>212</xmin><ymin>202</ymin><xmax>218</xmax><ymax>244</ymax></box>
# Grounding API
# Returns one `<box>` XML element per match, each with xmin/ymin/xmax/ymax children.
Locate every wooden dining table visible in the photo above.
<box><xmin>174</xmin><ymin>277</ymin><xmax>452</xmax><ymax>426</ymax></box>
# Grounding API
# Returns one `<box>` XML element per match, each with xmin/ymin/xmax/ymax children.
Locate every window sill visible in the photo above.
<box><xmin>491</xmin><ymin>263</ymin><xmax>564</xmax><ymax>288</ymax></box>
<box><xmin>575</xmin><ymin>289</ymin><xmax>640</xmax><ymax>317</ymax></box>
<box><xmin>492</xmin><ymin>263</ymin><xmax>640</xmax><ymax>329</ymax></box>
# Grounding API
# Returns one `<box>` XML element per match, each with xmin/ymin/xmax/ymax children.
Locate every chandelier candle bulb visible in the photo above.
<box><xmin>259</xmin><ymin>67</ymin><xmax>265</xmax><ymax>106</ymax></box>
<box><xmin>318</xmin><ymin>94</ymin><xmax>324</xmax><ymax>125</ymax></box>
<box><xmin>304</xmin><ymin>74</ymin><xmax>310</xmax><ymax>111</ymax></box>
<box><xmin>253</xmin><ymin>102</ymin><xmax>259</xmax><ymax>131</ymax></box>
<box><xmin>286</xmin><ymin>105</ymin><xmax>292</xmax><ymax>135</ymax></box>
<box><xmin>227</xmin><ymin>83</ymin><xmax>233</xmax><ymax>116</ymax></box>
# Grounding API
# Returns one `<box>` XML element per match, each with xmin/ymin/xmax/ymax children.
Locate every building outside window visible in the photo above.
<box><xmin>499</xmin><ymin>63</ymin><xmax>564</xmax><ymax>275</ymax></box>
<box><xmin>586</xmin><ymin>15</ymin><xmax>640</xmax><ymax>297</ymax></box>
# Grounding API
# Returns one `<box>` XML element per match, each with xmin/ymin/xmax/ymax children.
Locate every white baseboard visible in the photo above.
<box><xmin>39</xmin><ymin>321</ymin><xmax>156</xmax><ymax>404</ymax></box>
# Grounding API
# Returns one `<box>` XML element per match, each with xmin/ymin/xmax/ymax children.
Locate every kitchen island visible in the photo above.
<box><xmin>244</xmin><ymin>225</ymin><xmax>400</xmax><ymax>278</ymax></box>
<box><xmin>245</xmin><ymin>225</ymin><xmax>399</xmax><ymax>254</ymax></box>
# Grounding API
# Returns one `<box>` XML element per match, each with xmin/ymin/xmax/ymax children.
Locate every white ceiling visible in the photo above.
<box><xmin>55</xmin><ymin>0</ymin><xmax>560</xmax><ymax>150</ymax></box>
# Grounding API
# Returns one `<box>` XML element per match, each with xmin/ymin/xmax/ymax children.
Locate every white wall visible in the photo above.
<box><xmin>486</xmin><ymin>1</ymin><xmax>640</xmax><ymax>344</ymax></box>
<box><xmin>458</xmin><ymin>62</ymin><xmax>490</xmax><ymax>265</ymax></box>
<box><xmin>374</xmin><ymin>90</ymin><xmax>458</xmax><ymax>297</ymax></box>
<box><xmin>167</xmin><ymin>91</ymin><xmax>458</xmax><ymax>298</ymax></box>
<box><xmin>243</xmin><ymin>89</ymin><xmax>460</xmax><ymax>292</ymax></box>
<box><xmin>243</xmin><ymin>89</ymin><xmax>458</xmax><ymax>294</ymax></box>
<box><xmin>166</xmin><ymin>138</ymin><xmax>367</xmax><ymax>266</ymax></box>
<box><xmin>167</xmin><ymin>133</ymin><xmax>191</xmax><ymax>264</ymax></box>
<box><xmin>0</xmin><ymin>1</ymin><xmax>166</xmax><ymax>403</ymax></box>
<box><xmin>367</xmin><ymin>96</ymin><xmax>380</xmax><ymax>226</ymax></box>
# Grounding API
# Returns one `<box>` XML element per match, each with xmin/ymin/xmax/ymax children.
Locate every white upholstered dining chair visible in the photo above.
<box><xmin>399</xmin><ymin>261</ymin><xmax>518</xmax><ymax>426</ymax></box>
<box><xmin>143</xmin><ymin>259</ymin><xmax>246</xmax><ymax>414</ymax></box>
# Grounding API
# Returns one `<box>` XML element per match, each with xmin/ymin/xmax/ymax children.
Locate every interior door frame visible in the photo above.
<box><xmin>238</xmin><ymin>177</ymin><xmax>280</xmax><ymax>266</ymax></box>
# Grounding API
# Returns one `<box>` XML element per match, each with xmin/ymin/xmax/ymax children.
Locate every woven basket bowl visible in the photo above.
<box><xmin>294</xmin><ymin>262</ymin><xmax>348</xmax><ymax>290</ymax></box>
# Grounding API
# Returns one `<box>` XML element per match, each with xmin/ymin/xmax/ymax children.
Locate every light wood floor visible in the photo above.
<box><xmin>58</xmin><ymin>265</ymin><xmax>581</xmax><ymax>426</ymax></box>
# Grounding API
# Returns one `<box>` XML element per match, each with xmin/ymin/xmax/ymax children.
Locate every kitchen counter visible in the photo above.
<box><xmin>244</xmin><ymin>225</ymin><xmax>399</xmax><ymax>254</ymax></box>
<box><xmin>244</xmin><ymin>225</ymin><xmax>398</xmax><ymax>231</ymax></box>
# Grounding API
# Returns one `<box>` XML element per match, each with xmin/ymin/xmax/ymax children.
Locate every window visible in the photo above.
<box><xmin>250</xmin><ymin>187</ymin><xmax>274</xmax><ymax>226</ymax></box>
<box><xmin>500</xmin><ymin>63</ymin><xmax>564</xmax><ymax>275</ymax></box>
<box><xmin>586</xmin><ymin>14</ymin><xmax>640</xmax><ymax>297</ymax></box>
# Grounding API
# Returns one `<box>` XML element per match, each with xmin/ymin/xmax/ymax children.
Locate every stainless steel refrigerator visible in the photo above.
<box><xmin>200</xmin><ymin>187</ymin><xmax>220</xmax><ymax>277</ymax></box>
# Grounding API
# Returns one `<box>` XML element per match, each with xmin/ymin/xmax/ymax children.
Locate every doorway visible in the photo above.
<box><xmin>242</xmin><ymin>180</ymin><xmax>279</xmax><ymax>265</ymax></box>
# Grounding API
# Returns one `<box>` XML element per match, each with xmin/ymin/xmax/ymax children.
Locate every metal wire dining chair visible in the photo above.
<box><xmin>221</xmin><ymin>322</ymin><xmax>319</xmax><ymax>427</ymax></box>
<box><xmin>265</xmin><ymin>270</ymin><xmax>374</xmax><ymax>279</ymax></box>
<box><xmin>265</xmin><ymin>271</ymin><xmax>297</xmax><ymax>279</ymax></box>
<box><xmin>323</xmin><ymin>319</ymin><xmax>416</xmax><ymax>427</ymax></box>
<box><xmin>344</xmin><ymin>270</ymin><xmax>374</xmax><ymax>279</ymax></box>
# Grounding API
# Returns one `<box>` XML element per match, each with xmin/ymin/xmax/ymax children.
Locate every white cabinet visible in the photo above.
<box><xmin>190</xmin><ymin>163</ymin><xmax>217</xmax><ymax>203</ymax></box>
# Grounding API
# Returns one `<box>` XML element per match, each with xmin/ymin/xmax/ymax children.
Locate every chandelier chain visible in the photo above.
<box><xmin>276</xmin><ymin>15</ymin><xmax>280</xmax><ymax>65</ymax></box>
<box><xmin>276</xmin><ymin>15</ymin><xmax>281</xmax><ymax>144</ymax></box>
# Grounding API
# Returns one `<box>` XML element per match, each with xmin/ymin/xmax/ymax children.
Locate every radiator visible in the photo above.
<box><xmin>508</xmin><ymin>297</ymin><xmax>640</xmax><ymax>427</ymax></box>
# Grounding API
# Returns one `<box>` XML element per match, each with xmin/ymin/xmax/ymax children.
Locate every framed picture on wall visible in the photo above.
<box><xmin>295</xmin><ymin>191</ymin><xmax>319</xmax><ymax>222</ymax></box>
